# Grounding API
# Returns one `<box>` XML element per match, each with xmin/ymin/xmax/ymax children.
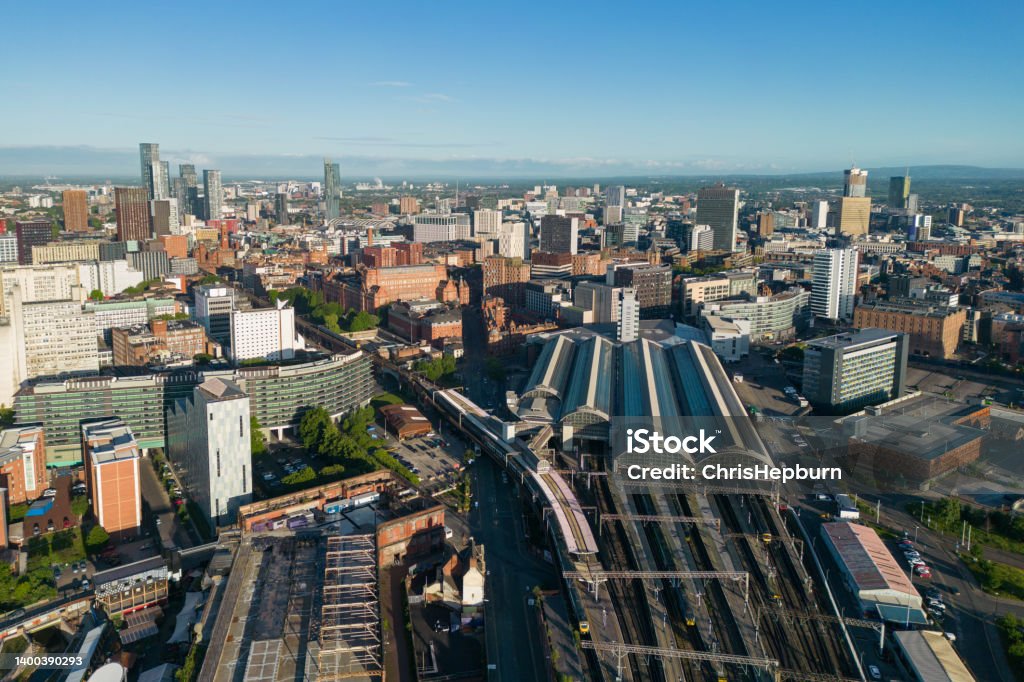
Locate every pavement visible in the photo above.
<box><xmin>469</xmin><ymin>454</ymin><xmax>558</xmax><ymax>682</ymax></box>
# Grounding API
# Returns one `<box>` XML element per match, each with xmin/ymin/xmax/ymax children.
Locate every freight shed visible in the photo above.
<box><xmin>820</xmin><ymin>521</ymin><xmax>926</xmax><ymax>623</ymax></box>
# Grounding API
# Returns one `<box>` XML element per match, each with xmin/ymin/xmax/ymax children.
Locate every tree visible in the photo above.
<box><xmin>299</xmin><ymin>407</ymin><xmax>332</xmax><ymax>450</ymax></box>
<box><xmin>0</xmin><ymin>404</ymin><xmax>14</xmax><ymax>429</ymax></box>
<box><xmin>282</xmin><ymin>466</ymin><xmax>316</xmax><ymax>486</ymax></box>
<box><xmin>88</xmin><ymin>289</ymin><xmax>104</xmax><ymax>301</ymax></box>
<box><xmin>193</xmin><ymin>353</ymin><xmax>213</xmax><ymax>365</ymax></box>
<box><xmin>347</xmin><ymin>310</ymin><xmax>380</xmax><ymax>332</ymax></box>
<box><xmin>250</xmin><ymin>416</ymin><xmax>266</xmax><ymax>456</ymax></box>
<box><xmin>935</xmin><ymin>497</ymin><xmax>962</xmax><ymax>530</ymax></box>
<box><xmin>319</xmin><ymin>463</ymin><xmax>346</xmax><ymax>478</ymax></box>
<box><xmin>71</xmin><ymin>495</ymin><xmax>89</xmax><ymax>518</ymax></box>
<box><xmin>85</xmin><ymin>525</ymin><xmax>110</xmax><ymax>554</ymax></box>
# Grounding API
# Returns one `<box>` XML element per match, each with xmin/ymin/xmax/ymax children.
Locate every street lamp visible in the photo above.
<box><xmin>914</xmin><ymin>525</ymin><xmax>919</xmax><ymax>543</ymax></box>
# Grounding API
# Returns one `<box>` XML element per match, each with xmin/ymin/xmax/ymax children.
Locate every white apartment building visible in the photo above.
<box><xmin>10</xmin><ymin>286</ymin><xmax>98</xmax><ymax>384</ymax></box>
<box><xmin>811</xmin><ymin>248</ymin><xmax>858</xmax><ymax>321</ymax></box>
<box><xmin>413</xmin><ymin>214</ymin><xmax>471</xmax><ymax>243</ymax></box>
<box><xmin>229</xmin><ymin>302</ymin><xmax>298</xmax><ymax>361</ymax></box>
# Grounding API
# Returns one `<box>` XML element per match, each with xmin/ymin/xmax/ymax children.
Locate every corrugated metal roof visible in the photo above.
<box><xmin>894</xmin><ymin>630</ymin><xmax>976</xmax><ymax>682</ymax></box>
<box><xmin>822</xmin><ymin>522</ymin><xmax>919</xmax><ymax>600</ymax></box>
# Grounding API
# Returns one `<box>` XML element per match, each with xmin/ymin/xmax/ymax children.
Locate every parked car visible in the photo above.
<box><xmin>868</xmin><ymin>665</ymin><xmax>881</xmax><ymax>680</ymax></box>
<box><xmin>42</xmin><ymin>488</ymin><xmax>57</xmax><ymax>498</ymax></box>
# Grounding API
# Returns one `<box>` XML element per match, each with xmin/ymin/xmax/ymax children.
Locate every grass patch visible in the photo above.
<box><xmin>7</xmin><ymin>504</ymin><xmax>28</xmax><ymax>522</ymax></box>
<box><xmin>371</xmin><ymin>391</ymin><xmax>406</xmax><ymax>409</ymax></box>
<box><xmin>26</xmin><ymin>528</ymin><xmax>85</xmax><ymax>572</ymax></box>
<box><xmin>963</xmin><ymin>555</ymin><xmax>1024</xmax><ymax>601</ymax></box>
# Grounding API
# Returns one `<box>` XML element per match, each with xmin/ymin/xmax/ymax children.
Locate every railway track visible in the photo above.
<box><xmin>716</xmin><ymin>494</ymin><xmax>853</xmax><ymax>678</ymax></box>
<box><xmin>593</xmin><ymin>478</ymin><xmax>666</xmax><ymax>682</ymax></box>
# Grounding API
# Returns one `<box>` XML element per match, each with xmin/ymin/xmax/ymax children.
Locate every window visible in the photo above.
<box><xmin>242</xmin><ymin>465</ymin><xmax>247</xmax><ymax>493</ymax></box>
<box><xmin>239</xmin><ymin>415</ymin><xmax>243</xmax><ymax>437</ymax></box>
<box><xmin>216</xmin><ymin>449</ymin><xmax>221</xmax><ymax>476</ymax></box>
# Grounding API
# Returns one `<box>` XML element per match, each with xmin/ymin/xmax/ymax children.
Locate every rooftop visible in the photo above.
<box><xmin>83</xmin><ymin>418</ymin><xmax>139</xmax><ymax>464</ymax></box>
<box><xmin>808</xmin><ymin>327</ymin><xmax>901</xmax><ymax>351</ymax></box>
<box><xmin>0</xmin><ymin>425</ymin><xmax>43</xmax><ymax>466</ymax></box>
<box><xmin>893</xmin><ymin>630</ymin><xmax>976</xmax><ymax>682</ymax></box>
<box><xmin>821</xmin><ymin>522</ymin><xmax>918</xmax><ymax>601</ymax></box>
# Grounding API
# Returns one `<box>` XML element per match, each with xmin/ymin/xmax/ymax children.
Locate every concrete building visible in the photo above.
<box><xmin>15</xmin><ymin>220</ymin><xmax>53</xmax><ymax>265</ymax></box>
<box><xmin>811</xmin><ymin>200</ymin><xmax>829</xmax><ymax>229</ymax></box>
<box><xmin>195</xmin><ymin>285</ymin><xmax>235</xmax><ymax>344</ymax></box>
<box><xmin>275</xmin><ymin>192</ymin><xmax>289</xmax><ymax>224</ymax></box>
<box><xmin>524</xmin><ymin>280</ymin><xmax>569</xmax><ymax>320</ymax></box>
<box><xmin>574</xmin><ymin>281</ymin><xmax>625</xmax><ymax>324</ymax></box>
<box><xmin>696</xmin><ymin>184</ymin><xmax>740</xmax><ymax>251</ymax></box>
<box><xmin>0</xmin><ymin>263</ymin><xmax>82</xmax><ymax>315</ymax></box>
<box><xmin>150</xmin><ymin>198</ymin><xmax>180</xmax><ymax>236</ymax></box>
<box><xmin>680</xmin><ymin>274</ymin><xmax>733</xmax><ymax>318</ymax></box>
<box><xmin>84</xmin><ymin>298</ymin><xmax>179</xmax><ymax>343</ymax></box>
<box><xmin>616</xmin><ymin>288</ymin><xmax>639</xmax><ymax>342</ymax></box>
<box><xmin>701</xmin><ymin>288</ymin><xmax>811</xmax><ymax>342</ymax></box>
<box><xmin>112</xmin><ymin>319</ymin><xmax>208</xmax><ymax>367</ymax></box>
<box><xmin>10</xmin><ymin>288</ymin><xmax>99</xmax><ymax>384</ymax></box>
<box><xmin>811</xmin><ymin>248</ymin><xmax>858</xmax><ymax>321</ymax></box>
<box><xmin>229</xmin><ymin>302</ymin><xmax>299</xmax><ymax>362</ymax></box>
<box><xmin>473</xmin><ymin>209</ymin><xmax>503</xmax><ymax>236</ymax></box>
<box><xmin>399</xmin><ymin>196</ymin><xmax>420</xmax><ymax>215</ymax></box>
<box><xmin>820</xmin><ymin>521</ymin><xmax>924</xmax><ymax>623</ymax></box>
<box><xmin>530</xmin><ymin>251</ymin><xmax>573</xmax><ymax>279</ymax></box>
<box><xmin>802</xmin><ymin>329</ymin><xmax>908</xmax><ymax>413</ymax></box>
<box><xmin>139</xmin><ymin>143</ymin><xmax>167</xmax><ymax>201</ymax></box>
<box><xmin>608</xmin><ymin>263</ymin><xmax>673</xmax><ymax>319</ymax></box>
<box><xmin>497</xmin><ymin>221</ymin><xmax>529</xmax><ymax>260</ymax></box>
<box><xmin>0</xmin><ymin>235</ymin><xmax>17</xmax><ymax>263</ymax></box>
<box><xmin>62</xmin><ymin>190</ymin><xmax>89</xmax><ymax>232</ymax></box>
<box><xmin>888</xmin><ymin>175</ymin><xmax>911</xmax><ymax>210</ymax></box>
<box><xmin>702</xmin><ymin>315</ymin><xmax>751</xmax><ymax>362</ymax></box>
<box><xmin>77</xmin><ymin>260</ymin><xmax>146</xmax><ymax>298</ymax></box>
<box><xmin>167</xmin><ymin>378</ymin><xmax>253</xmax><ymax>527</ymax></box>
<box><xmin>114</xmin><ymin>187</ymin><xmax>151</xmax><ymax>242</ymax></box>
<box><xmin>853</xmin><ymin>302</ymin><xmax>966</xmax><ymax>359</ymax></box>
<box><xmin>0</xmin><ymin>425</ymin><xmax>47</xmax><ymax>504</ymax></box>
<box><xmin>412</xmin><ymin>213</ymin><xmax>471</xmax><ymax>242</ymax></box>
<box><xmin>127</xmin><ymin>250</ymin><xmax>170</xmax><ymax>280</ymax></box>
<box><xmin>688</xmin><ymin>224</ymin><xmax>714</xmax><ymax>252</ymax></box>
<box><xmin>539</xmin><ymin>215</ymin><xmax>579</xmax><ymax>255</ymax></box>
<box><xmin>31</xmin><ymin>241</ymin><xmax>101</xmax><ymax>264</ymax></box>
<box><xmin>892</xmin><ymin>630</ymin><xmax>976</xmax><ymax>682</ymax></box>
<box><xmin>83</xmin><ymin>418</ymin><xmax>142</xmax><ymax>539</ymax></box>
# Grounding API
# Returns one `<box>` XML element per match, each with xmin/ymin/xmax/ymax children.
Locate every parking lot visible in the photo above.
<box><xmin>378</xmin><ymin>429</ymin><xmax>465</xmax><ymax>495</ymax></box>
<box><xmin>253</xmin><ymin>444</ymin><xmax>323</xmax><ymax>493</ymax></box>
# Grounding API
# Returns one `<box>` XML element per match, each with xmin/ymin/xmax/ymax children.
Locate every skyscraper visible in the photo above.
<box><xmin>139</xmin><ymin>143</ymin><xmax>168</xmax><ymax>200</ymax></box>
<box><xmin>605</xmin><ymin>185</ymin><xmax>626</xmax><ymax>208</ymax></box>
<box><xmin>888</xmin><ymin>175</ymin><xmax>911</xmax><ymax>210</ymax></box>
<box><xmin>837</xmin><ymin>197</ymin><xmax>871</xmax><ymax>237</ymax></box>
<box><xmin>62</xmin><ymin>190</ymin><xmax>89</xmax><ymax>232</ymax></box>
<box><xmin>843</xmin><ymin>167</ymin><xmax>868</xmax><ymax>198</ymax></box>
<box><xmin>203</xmin><ymin>170</ymin><xmax>222</xmax><ymax>221</ymax></box>
<box><xmin>696</xmin><ymin>184</ymin><xmax>740</xmax><ymax>252</ymax></box>
<box><xmin>275</xmin><ymin>192</ymin><xmax>289</xmax><ymax>224</ymax></box>
<box><xmin>177</xmin><ymin>163</ymin><xmax>199</xmax><ymax>217</ymax></box>
<box><xmin>14</xmin><ymin>220</ymin><xmax>53</xmax><ymax>265</ymax></box>
<box><xmin>811</xmin><ymin>248</ymin><xmax>858</xmax><ymax>321</ymax></box>
<box><xmin>539</xmin><ymin>215</ymin><xmax>579</xmax><ymax>255</ymax></box>
<box><xmin>114</xmin><ymin>187</ymin><xmax>151</xmax><ymax>241</ymax></box>
<box><xmin>151</xmin><ymin>198</ymin><xmax>180</xmax><ymax>236</ymax></box>
<box><xmin>324</xmin><ymin>158</ymin><xmax>341</xmax><ymax>220</ymax></box>
<box><xmin>811</xmin><ymin>200</ymin><xmax>829</xmax><ymax>229</ymax></box>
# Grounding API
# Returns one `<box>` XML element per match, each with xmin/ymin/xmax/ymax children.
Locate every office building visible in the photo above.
<box><xmin>473</xmin><ymin>209</ymin><xmax>503</xmax><ymax>236</ymax></box>
<box><xmin>811</xmin><ymin>248</ymin><xmax>858</xmax><ymax>321</ymax></box>
<box><xmin>605</xmin><ymin>185</ymin><xmax>626</xmax><ymax>208</ymax></box>
<box><xmin>853</xmin><ymin>302</ymin><xmax>967</xmax><ymax>359</ymax></box>
<box><xmin>195</xmin><ymin>285</ymin><xmax>235</xmax><ymax>344</ymax></box>
<box><xmin>701</xmin><ymin>288</ymin><xmax>811</xmax><ymax>342</ymax></box>
<box><xmin>755</xmin><ymin>211</ymin><xmax>774</xmax><ymax>237</ymax></box>
<box><xmin>127</xmin><ymin>250</ymin><xmax>170</xmax><ymax>281</ymax></box>
<box><xmin>166</xmin><ymin>378</ymin><xmax>252</xmax><ymax>527</ymax></box>
<box><xmin>608</xmin><ymin>263</ymin><xmax>673</xmax><ymax>319</ymax></box>
<box><xmin>0</xmin><ymin>263</ymin><xmax>80</xmax><ymax>315</ymax></box>
<box><xmin>203</xmin><ymin>170</ymin><xmax>222</xmax><ymax>221</ymax></box>
<box><xmin>229</xmin><ymin>302</ymin><xmax>298</xmax><ymax>362</ymax></box>
<box><xmin>524</xmin><ymin>280</ymin><xmax>569</xmax><ymax>320</ymax></box>
<box><xmin>688</xmin><ymin>224</ymin><xmax>714</xmax><ymax>252</ymax></box>
<box><xmin>703</xmin><ymin>315</ymin><xmax>751</xmax><ymax>362</ymax></box>
<box><xmin>0</xmin><ymin>235</ymin><xmax>17</xmax><ymax>263</ymax></box>
<box><xmin>888</xmin><ymin>175</ymin><xmax>911</xmax><ymax>210</ymax></box>
<box><xmin>115</xmin><ymin>187</ymin><xmax>150</xmax><ymax>241</ymax></box>
<box><xmin>15</xmin><ymin>220</ymin><xmax>53</xmax><ymax>265</ymax></box>
<box><xmin>696</xmin><ymin>184</ymin><xmax>740</xmax><ymax>251</ymax></box>
<box><xmin>616</xmin><ymin>288</ymin><xmax>639</xmax><ymax>342</ymax></box>
<box><xmin>151</xmin><ymin>197</ymin><xmax>180</xmax><ymax>235</ymax></box>
<box><xmin>275</xmin><ymin>192</ymin><xmax>289</xmax><ymax>224</ymax></box>
<box><xmin>843</xmin><ymin>167</ymin><xmax>868</xmax><ymax>198</ymax></box>
<box><xmin>573</xmin><ymin>282</ymin><xmax>624</xmax><ymax>324</ymax></box>
<box><xmin>112</xmin><ymin>319</ymin><xmax>207</xmax><ymax>367</ymax></box>
<box><xmin>62</xmin><ymin>190</ymin><xmax>89</xmax><ymax>232</ymax></box>
<box><xmin>31</xmin><ymin>240</ymin><xmax>100</xmax><ymax>264</ymax></box>
<box><xmin>413</xmin><ymin>213</ymin><xmax>471</xmax><ymax>242</ymax></box>
<box><xmin>811</xmin><ymin>200</ymin><xmax>829</xmax><ymax>229</ymax></box>
<box><xmin>331</xmin><ymin>263</ymin><xmax>457</xmax><ymax>312</ymax></box>
<box><xmin>837</xmin><ymin>196</ymin><xmax>871</xmax><ymax>237</ymax></box>
<box><xmin>529</xmin><ymin>251</ymin><xmax>573</xmax><ymax>279</ymax></box>
<box><xmin>139</xmin><ymin>143</ymin><xmax>168</xmax><ymax>200</ymax></box>
<box><xmin>10</xmin><ymin>290</ymin><xmax>99</xmax><ymax>384</ymax></box>
<box><xmin>539</xmin><ymin>215</ymin><xmax>579</xmax><ymax>255</ymax></box>
<box><xmin>483</xmin><ymin>256</ymin><xmax>531</xmax><ymax>306</ymax></box>
<box><xmin>76</xmin><ymin>260</ymin><xmax>145</xmax><ymax>298</ymax></box>
<box><xmin>324</xmin><ymin>158</ymin><xmax>342</xmax><ymax>221</ymax></box>
<box><xmin>802</xmin><ymin>329</ymin><xmax>908</xmax><ymax>413</ymax></box>
<box><xmin>84</xmin><ymin>418</ymin><xmax>142</xmax><ymax>538</ymax></box>
<box><xmin>0</xmin><ymin>425</ymin><xmax>47</xmax><ymax>505</ymax></box>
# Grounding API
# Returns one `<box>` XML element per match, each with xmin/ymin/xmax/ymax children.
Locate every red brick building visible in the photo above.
<box><xmin>83</xmin><ymin>419</ymin><xmax>142</xmax><ymax>539</ymax></box>
<box><xmin>0</xmin><ymin>426</ymin><xmax>47</xmax><ymax>505</ymax></box>
<box><xmin>377</xmin><ymin>498</ymin><xmax>446</xmax><ymax>567</ymax></box>
<box><xmin>387</xmin><ymin>301</ymin><xmax>463</xmax><ymax>347</ymax></box>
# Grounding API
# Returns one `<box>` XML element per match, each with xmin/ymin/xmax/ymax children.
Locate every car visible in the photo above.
<box><xmin>868</xmin><ymin>665</ymin><xmax>881</xmax><ymax>680</ymax></box>
<box><xmin>80</xmin><ymin>578</ymin><xmax>90</xmax><ymax>590</ymax></box>
<box><xmin>909</xmin><ymin>558</ymin><xmax>926</xmax><ymax>567</ymax></box>
<box><xmin>42</xmin><ymin>488</ymin><xmax>57</xmax><ymax>497</ymax></box>
<box><xmin>950</xmin><ymin>586</ymin><xmax>961</xmax><ymax>596</ymax></box>
<box><xmin>155</xmin><ymin>518</ymin><xmax>162</xmax><ymax>526</ymax></box>
<box><xmin>71</xmin><ymin>563</ymin><xmax>79</xmax><ymax>574</ymax></box>
<box><xmin>53</xmin><ymin>566</ymin><xmax>62</xmax><ymax>578</ymax></box>
<box><xmin>944</xmin><ymin>632</ymin><xmax>957</xmax><ymax>642</ymax></box>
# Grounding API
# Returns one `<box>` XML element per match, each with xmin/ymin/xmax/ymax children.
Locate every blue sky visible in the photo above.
<box><xmin>2</xmin><ymin>0</ymin><xmax>1023</xmax><ymax>176</ymax></box>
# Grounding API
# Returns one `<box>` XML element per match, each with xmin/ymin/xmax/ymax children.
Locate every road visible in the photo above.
<box><xmin>139</xmin><ymin>459</ymin><xmax>194</xmax><ymax>550</ymax></box>
<box><xmin>470</xmin><ymin>454</ymin><xmax>556</xmax><ymax>682</ymax></box>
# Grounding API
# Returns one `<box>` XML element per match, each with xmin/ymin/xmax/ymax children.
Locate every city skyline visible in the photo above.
<box><xmin>3</xmin><ymin>1</ymin><xmax>1023</xmax><ymax>175</ymax></box>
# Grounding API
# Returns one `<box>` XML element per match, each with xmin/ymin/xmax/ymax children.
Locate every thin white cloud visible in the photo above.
<box><xmin>371</xmin><ymin>80</ymin><xmax>413</xmax><ymax>88</ymax></box>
